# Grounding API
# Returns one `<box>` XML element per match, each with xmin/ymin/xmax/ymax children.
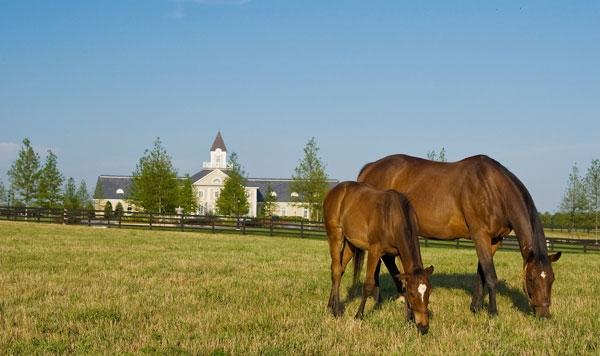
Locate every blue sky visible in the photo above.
<box><xmin>1</xmin><ymin>0</ymin><xmax>599</xmax><ymax>212</ymax></box>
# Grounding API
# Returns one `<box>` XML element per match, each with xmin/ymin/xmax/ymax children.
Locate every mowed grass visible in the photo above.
<box><xmin>0</xmin><ymin>221</ymin><xmax>599</xmax><ymax>355</ymax></box>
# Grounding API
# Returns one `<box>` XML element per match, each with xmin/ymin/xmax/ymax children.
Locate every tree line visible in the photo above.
<box><xmin>551</xmin><ymin>159</ymin><xmax>600</xmax><ymax>235</ymax></box>
<box><xmin>0</xmin><ymin>138</ymin><xmax>93</xmax><ymax>211</ymax></box>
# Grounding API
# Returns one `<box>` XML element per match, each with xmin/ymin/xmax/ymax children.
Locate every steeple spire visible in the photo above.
<box><xmin>211</xmin><ymin>131</ymin><xmax>227</xmax><ymax>152</ymax></box>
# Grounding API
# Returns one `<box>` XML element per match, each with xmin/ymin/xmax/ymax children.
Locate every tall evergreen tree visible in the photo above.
<box><xmin>77</xmin><ymin>180</ymin><xmax>91</xmax><ymax>208</ymax></box>
<box><xmin>63</xmin><ymin>177</ymin><xmax>80</xmax><ymax>211</ymax></box>
<box><xmin>216</xmin><ymin>152</ymin><xmax>249</xmax><ymax>216</ymax></box>
<box><xmin>129</xmin><ymin>138</ymin><xmax>179</xmax><ymax>214</ymax></box>
<box><xmin>8</xmin><ymin>138</ymin><xmax>40</xmax><ymax>206</ymax></box>
<box><xmin>560</xmin><ymin>163</ymin><xmax>588</xmax><ymax>231</ymax></box>
<box><xmin>178</xmin><ymin>174</ymin><xmax>198</xmax><ymax>214</ymax></box>
<box><xmin>585</xmin><ymin>159</ymin><xmax>600</xmax><ymax>238</ymax></box>
<box><xmin>36</xmin><ymin>150</ymin><xmax>64</xmax><ymax>209</ymax></box>
<box><xmin>290</xmin><ymin>137</ymin><xmax>328</xmax><ymax>221</ymax></box>
<box><xmin>261</xmin><ymin>183</ymin><xmax>278</xmax><ymax>217</ymax></box>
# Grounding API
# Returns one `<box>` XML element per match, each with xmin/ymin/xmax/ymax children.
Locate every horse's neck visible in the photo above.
<box><xmin>398</xmin><ymin>238</ymin><xmax>423</xmax><ymax>273</ymax></box>
<box><xmin>511</xmin><ymin>212</ymin><xmax>548</xmax><ymax>260</ymax></box>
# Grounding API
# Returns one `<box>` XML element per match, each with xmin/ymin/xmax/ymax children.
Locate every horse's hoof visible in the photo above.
<box><xmin>354</xmin><ymin>312</ymin><xmax>364</xmax><ymax>320</ymax></box>
<box><xmin>488</xmin><ymin>308</ymin><xmax>498</xmax><ymax>317</ymax></box>
<box><xmin>470</xmin><ymin>304</ymin><xmax>481</xmax><ymax>314</ymax></box>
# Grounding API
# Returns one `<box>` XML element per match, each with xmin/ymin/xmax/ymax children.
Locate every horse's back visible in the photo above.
<box><xmin>358</xmin><ymin>154</ymin><xmax>515</xmax><ymax>239</ymax></box>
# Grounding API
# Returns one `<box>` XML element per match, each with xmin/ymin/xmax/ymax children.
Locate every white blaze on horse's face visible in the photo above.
<box><xmin>541</xmin><ymin>271</ymin><xmax>547</xmax><ymax>279</ymax></box>
<box><xmin>418</xmin><ymin>283</ymin><xmax>427</xmax><ymax>302</ymax></box>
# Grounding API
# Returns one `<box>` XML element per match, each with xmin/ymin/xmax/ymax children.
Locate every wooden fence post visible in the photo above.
<box><xmin>456</xmin><ymin>240</ymin><xmax>460</xmax><ymax>249</ymax></box>
<box><xmin>63</xmin><ymin>208</ymin><xmax>68</xmax><ymax>225</ymax></box>
<box><xmin>118</xmin><ymin>214</ymin><xmax>122</xmax><ymax>228</ymax></box>
<box><xmin>37</xmin><ymin>208</ymin><xmax>41</xmax><ymax>223</ymax></box>
<box><xmin>180</xmin><ymin>214</ymin><xmax>184</xmax><ymax>232</ymax></box>
<box><xmin>88</xmin><ymin>211</ymin><xmax>91</xmax><ymax>227</ymax></box>
<box><xmin>583</xmin><ymin>243</ymin><xmax>587</xmax><ymax>253</ymax></box>
<box><xmin>270</xmin><ymin>216</ymin><xmax>274</xmax><ymax>236</ymax></box>
<box><xmin>211</xmin><ymin>216</ymin><xmax>215</xmax><ymax>234</ymax></box>
<box><xmin>149</xmin><ymin>213</ymin><xmax>153</xmax><ymax>230</ymax></box>
<box><xmin>242</xmin><ymin>217</ymin><xmax>246</xmax><ymax>235</ymax></box>
<box><xmin>300</xmin><ymin>219</ymin><xmax>304</xmax><ymax>238</ymax></box>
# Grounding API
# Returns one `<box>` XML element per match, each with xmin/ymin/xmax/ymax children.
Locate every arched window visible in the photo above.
<box><xmin>116</xmin><ymin>188</ymin><xmax>124</xmax><ymax>195</ymax></box>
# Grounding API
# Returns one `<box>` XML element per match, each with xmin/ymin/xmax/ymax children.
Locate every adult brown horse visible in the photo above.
<box><xmin>358</xmin><ymin>154</ymin><xmax>561</xmax><ymax>317</ymax></box>
<box><xmin>324</xmin><ymin>181</ymin><xmax>434</xmax><ymax>334</ymax></box>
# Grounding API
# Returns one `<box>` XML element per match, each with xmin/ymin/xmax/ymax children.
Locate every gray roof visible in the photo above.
<box><xmin>94</xmin><ymin>173</ymin><xmax>339</xmax><ymax>203</ymax></box>
<box><xmin>210</xmin><ymin>131</ymin><xmax>227</xmax><ymax>151</ymax></box>
<box><xmin>94</xmin><ymin>176</ymin><xmax>134</xmax><ymax>199</ymax></box>
<box><xmin>246</xmin><ymin>178</ymin><xmax>339</xmax><ymax>202</ymax></box>
<box><xmin>190</xmin><ymin>169</ymin><xmax>217</xmax><ymax>183</ymax></box>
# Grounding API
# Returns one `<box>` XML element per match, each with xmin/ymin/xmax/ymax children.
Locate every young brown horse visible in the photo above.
<box><xmin>324</xmin><ymin>181</ymin><xmax>434</xmax><ymax>334</ymax></box>
<box><xmin>358</xmin><ymin>154</ymin><xmax>561</xmax><ymax>317</ymax></box>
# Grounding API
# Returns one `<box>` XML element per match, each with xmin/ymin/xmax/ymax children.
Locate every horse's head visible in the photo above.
<box><xmin>400</xmin><ymin>265</ymin><xmax>434</xmax><ymax>334</ymax></box>
<box><xmin>523</xmin><ymin>250</ymin><xmax>561</xmax><ymax>318</ymax></box>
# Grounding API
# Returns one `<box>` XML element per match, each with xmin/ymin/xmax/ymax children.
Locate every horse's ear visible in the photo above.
<box><xmin>425</xmin><ymin>265</ymin><xmax>434</xmax><ymax>276</ymax></box>
<box><xmin>549</xmin><ymin>251</ymin><xmax>562</xmax><ymax>263</ymax></box>
<box><xmin>526</xmin><ymin>250</ymin><xmax>535</xmax><ymax>263</ymax></box>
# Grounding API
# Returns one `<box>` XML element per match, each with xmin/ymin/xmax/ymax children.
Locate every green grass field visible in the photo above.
<box><xmin>1</xmin><ymin>221</ymin><xmax>599</xmax><ymax>355</ymax></box>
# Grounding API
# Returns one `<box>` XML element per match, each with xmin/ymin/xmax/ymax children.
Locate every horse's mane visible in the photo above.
<box><xmin>485</xmin><ymin>156</ymin><xmax>548</xmax><ymax>259</ymax></box>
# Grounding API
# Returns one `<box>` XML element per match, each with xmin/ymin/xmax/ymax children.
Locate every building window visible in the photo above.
<box><xmin>303</xmin><ymin>209</ymin><xmax>308</xmax><ymax>218</ymax></box>
<box><xmin>213</xmin><ymin>178</ymin><xmax>221</xmax><ymax>184</ymax></box>
<box><xmin>199</xmin><ymin>190</ymin><xmax>204</xmax><ymax>199</ymax></box>
<box><xmin>215</xmin><ymin>190</ymin><xmax>220</xmax><ymax>199</ymax></box>
<box><xmin>282</xmin><ymin>207</ymin><xmax>286</xmax><ymax>216</ymax></box>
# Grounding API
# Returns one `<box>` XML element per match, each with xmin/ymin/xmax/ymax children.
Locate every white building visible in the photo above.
<box><xmin>94</xmin><ymin>132</ymin><xmax>338</xmax><ymax>218</ymax></box>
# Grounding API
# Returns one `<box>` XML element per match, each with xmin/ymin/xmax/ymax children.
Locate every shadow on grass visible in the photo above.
<box><xmin>341</xmin><ymin>271</ymin><xmax>530</xmax><ymax>315</ymax></box>
<box><xmin>430</xmin><ymin>273</ymin><xmax>530</xmax><ymax>314</ymax></box>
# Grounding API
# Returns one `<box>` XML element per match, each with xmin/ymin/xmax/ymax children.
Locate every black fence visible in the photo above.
<box><xmin>1</xmin><ymin>206</ymin><xmax>599</xmax><ymax>254</ymax></box>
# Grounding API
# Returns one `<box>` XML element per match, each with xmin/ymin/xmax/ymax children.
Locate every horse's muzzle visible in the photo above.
<box><xmin>534</xmin><ymin>305</ymin><xmax>550</xmax><ymax>318</ymax></box>
<box><xmin>417</xmin><ymin>323</ymin><xmax>429</xmax><ymax>335</ymax></box>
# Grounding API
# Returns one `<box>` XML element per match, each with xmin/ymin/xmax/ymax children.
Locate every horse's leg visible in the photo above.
<box><xmin>374</xmin><ymin>259</ymin><xmax>382</xmax><ymax>307</ymax></box>
<box><xmin>355</xmin><ymin>247</ymin><xmax>380</xmax><ymax>319</ymax></box>
<box><xmin>327</xmin><ymin>227</ymin><xmax>345</xmax><ymax>317</ymax></box>
<box><xmin>470</xmin><ymin>262</ymin><xmax>485</xmax><ymax>313</ymax></box>
<box><xmin>472</xmin><ymin>233</ymin><xmax>499</xmax><ymax>315</ymax></box>
<box><xmin>470</xmin><ymin>237</ymin><xmax>503</xmax><ymax>313</ymax></box>
<box><xmin>382</xmin><ymin>255</ymin><xmax>404</xmax><ymax>296</ymax></box>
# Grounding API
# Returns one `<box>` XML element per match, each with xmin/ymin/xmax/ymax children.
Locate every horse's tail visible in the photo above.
<box><xmin>352</xmin><ymin>249</ymin><xmax>364</xmax><ymax>288</ymax></box>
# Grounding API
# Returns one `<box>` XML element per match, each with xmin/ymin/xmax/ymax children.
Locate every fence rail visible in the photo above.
<box><xmin>1</xmin><ymin>206</ymin><xmax>599</xmax><ymax>254</ymax></box>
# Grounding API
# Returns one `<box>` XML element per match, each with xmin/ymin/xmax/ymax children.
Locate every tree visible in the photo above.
<box><xmin>216</xmin><ymin>152</ymin><xmax>249</xmax><ymax>216</ymax></box>
<box><xmin>129</xmin><ymin>138</ymin><xmax>179</xmax><ymax>214</ymax></box>
<box><xmin>104</xmin><ymin>201</ymin><xmax>113</xmax><ymax>219</ymax></box>
<box><xmin>178</xmin><ymin>175</ymin><xmax>198</xmax><ymax>214</ymax></box>
<box><xmin>114</xmin><ymin>201</ymin><xmax>124</xmax><ymax>218</ymax></box>
<box><xmin>77</xmin><ymin>180</ymin><xmax>91</xmax><ymax>208</ymax></box>
<box><xmin>560</xmin><ymin>163</ymin><xmax>588</xmax><ymax>231</ymax></box>
<box><xmin>8</xmin><ymin>138</ymin><xmax>40</xmax><ymax>206</ymax></box>
<box><xmin>261</xmin><ymin>183</ymin><xmax>278</xmax><ymax>217</ymax></box>
<box><xmin>426</xmin><ymin>147</ymin><xmax>447</xmax><ymax>162</ymax></box>
<box><xmin>290</xmin><ymin>137</ymin><xmax>329</xmax><ymax>221</ymax></box>
<box><xmin>0</xmin><ymin>179</ymin><xmax>7</xmax><ymax>205</ymax></box>
<box><xmin>584</xmin><ymin>159</ymin><xmax>600</xmax><ymax>239</ymax></box>
<box><xmin>36</xmin><ymin>150</ymin><xmax>64</xmax><ymax>209</ymax></box>
<box><xmin>63</xmin><ymin>177</ymin><xmax>80</xmax><ymax>211</ymax></box>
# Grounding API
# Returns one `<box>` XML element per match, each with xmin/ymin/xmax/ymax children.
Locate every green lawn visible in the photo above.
<box><xmin>1</xmin><ymin>221</ymin><xmax>599</xmax><ymax>355</ymax></box>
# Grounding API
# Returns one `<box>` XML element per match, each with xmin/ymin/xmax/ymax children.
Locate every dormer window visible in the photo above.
<box><xmin>290</xmin><ymin>192</ymin><xmax>299</xmax><ymax>198</ymax></box>
<box><xmin>270</xmin><ymin>191</ymin><xmax>277</xmax><ymax>197</ymax></box>
<box><xmin>116</xmin><ymin>188</ymin><xmax>124</xmax><ymax>195</ymax></box>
